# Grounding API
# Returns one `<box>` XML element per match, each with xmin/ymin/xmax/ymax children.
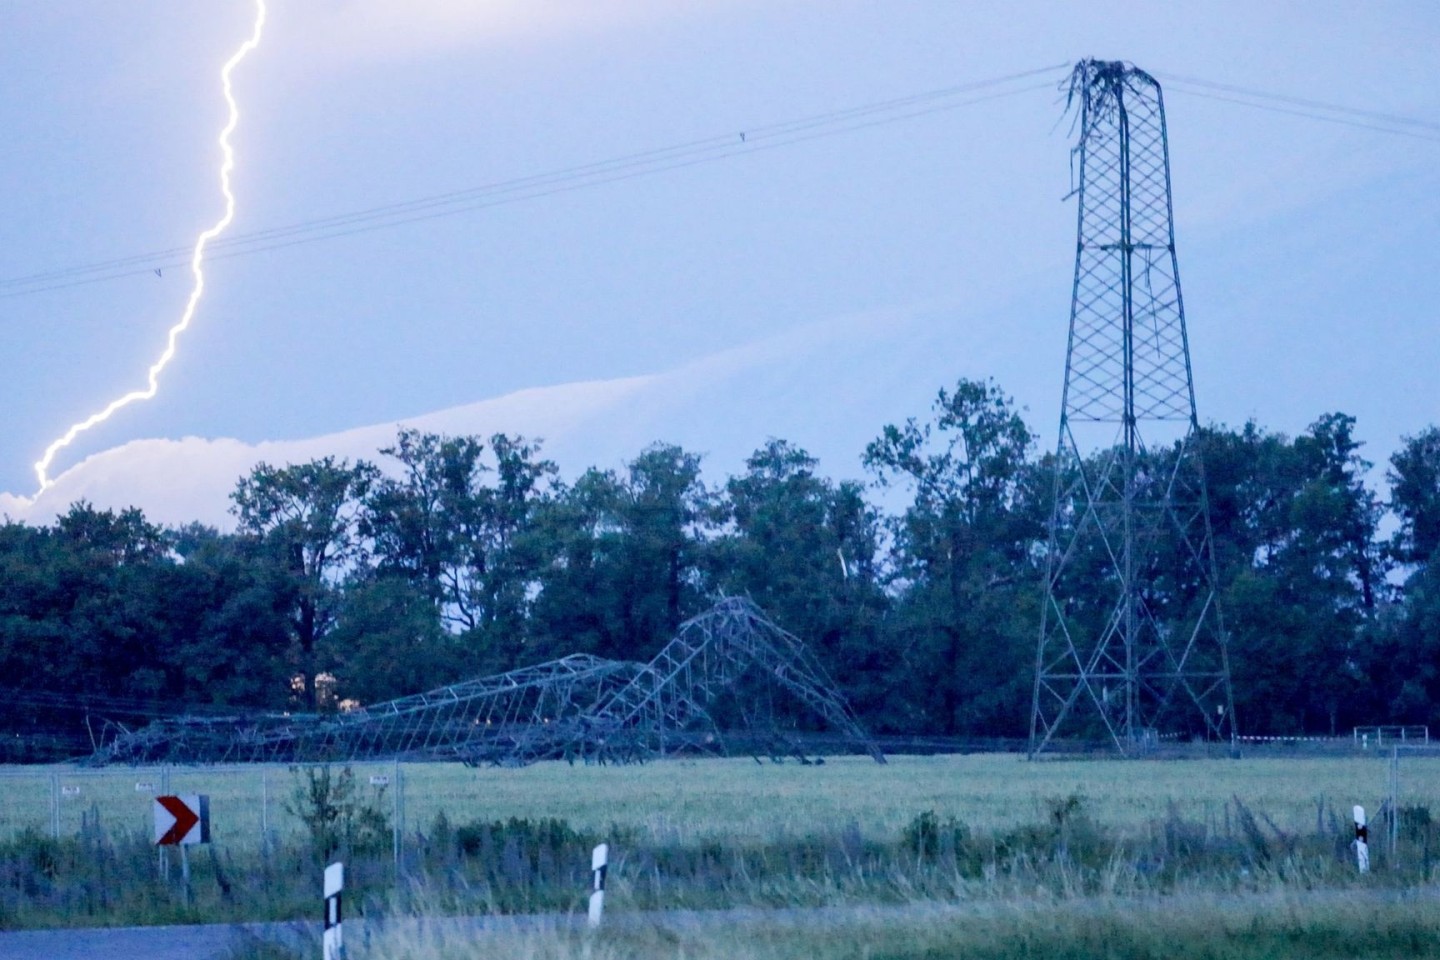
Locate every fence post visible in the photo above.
<box><xmin>1390</xmin><ymin>747</ymin><xmax>1400</xmax><ymax>865</ymax></box>
<box><xmin>49</xmin><ymin>771</ymin><xmax>59</xmax><ymax>839</ymax></box>
<box><xmin>261</xmin><ymin>768</ymin><xmax>269</xmax><ymax>848</ymax></box>
<box><xmin>392</xmin><ymin>759</ymin><xmax>403</xmax><ymax>882</ymax></box>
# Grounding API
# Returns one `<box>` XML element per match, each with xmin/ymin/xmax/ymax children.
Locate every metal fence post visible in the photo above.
<box><xmin>261</xmin><ymin>768</ymin><xmax>269</xmax><ymax>848</ymax></box>
<box><xmin>49</xmin><ymin>771</ymin><xmax>59</xmax><ymax>839</ymax></box>
<box><xmin>392</xmin><ymin>758</ymin><xmax>403</xmax><ymax>882</ymax></box>
<box><xmin>1390</xmin><ymin>746</ymin><xmax>1400</xmax><ymax>865</ymax></box>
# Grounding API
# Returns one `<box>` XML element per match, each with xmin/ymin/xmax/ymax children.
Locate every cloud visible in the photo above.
<box><xmin>10</xmin><ymin>373</ymin><xmax>656</xmax><ymax>530</ymax></box>
<box><xmin>0</xmin><ymin>298</ymin><xmax>986</xmax><ymax>531</ymax></box>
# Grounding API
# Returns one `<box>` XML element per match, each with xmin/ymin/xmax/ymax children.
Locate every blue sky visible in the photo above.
<box><xmin>1</xmin><ymin>1</ymin><xmax>1437</xmax><ymax>522</ymax></box>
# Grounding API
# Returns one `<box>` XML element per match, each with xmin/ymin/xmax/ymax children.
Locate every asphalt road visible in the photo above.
<box><xmin>0</xmin><ymin>909</ymin><xmax>818</xmax><ymax>960</ymax></box>
<box><xmin>0</xmin><ymin>907</ymin><xmax>918</xmax><ymax>960</ymax></box>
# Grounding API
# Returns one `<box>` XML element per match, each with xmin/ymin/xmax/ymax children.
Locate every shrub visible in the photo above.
<box><xmin>903</xmin><ymin>810</ymin><xmax>970</xmax><ymax>861</ymax></box>
<box><xmin>284</xmin><ymin>765</ymin><xmax>391</xmax><ymax>860</ymax></box>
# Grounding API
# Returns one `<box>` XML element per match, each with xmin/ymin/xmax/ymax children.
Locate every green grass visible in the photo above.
<box><xmin>4</xmin><ymin>753</ymin><xmax>1436</xmax><ymax>848</ymax></box>
<box><xmin>4</xmin><ymin>752</ymin><xmax>1440</xmax><ymax>950</ymax></box>
<box><xmin>220</xmin><ymin>894</ymin><xmax>1440</xmax><ymax>960</ymax></box>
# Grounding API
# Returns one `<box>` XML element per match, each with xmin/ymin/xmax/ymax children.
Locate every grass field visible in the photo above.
<box><xmin>241</xmin><ymin>893</ymin><xmax>1440</xmax><ymax>960</ymax></box>
<box><xmin>4</xmin><ymin>751</ymin><xmax>1436</xmax><ymax>848</ymax></box>
<box><xmin>5</xmin><ymin>750</ymin><xmax>1440</xmax><ymax>957</ymax></box>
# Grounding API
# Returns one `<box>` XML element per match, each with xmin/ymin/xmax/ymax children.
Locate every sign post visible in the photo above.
<box><xmin>154</xmin><ymin>794</ymin><xmax>210</xmax><ymax>899</ymax></box>
<box><xmin>588</xmin><ymin>842</ymin><xmax>608</xmax><ymax>929</ymax></box>
<box><xmin>324</xmin><ymin>862</ymin><xmax>344</xmax><ymax>960</ymax></box>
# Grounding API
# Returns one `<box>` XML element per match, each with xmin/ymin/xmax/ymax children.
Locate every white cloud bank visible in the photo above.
<box><xmin>0</xmin><ymin>373</ymin><xmax>655</xmax><ymax>529</ymax></box>
<box><xmin>1</xmin><ymin>302</ymin><xmax>988</xmax><ymax>530</ymax></box>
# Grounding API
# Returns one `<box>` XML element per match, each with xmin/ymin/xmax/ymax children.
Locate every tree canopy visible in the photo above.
<box><xmin>1</xmin><ymin>380</ymin><xmax>1435</xmax><ymax>758</ymax></box>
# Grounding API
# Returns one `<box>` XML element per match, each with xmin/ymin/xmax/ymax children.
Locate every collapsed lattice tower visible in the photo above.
<box><xmin>1029</xmin><ymin>61</ymin><xmax>1235</xmax><ymax>755</ymax></box>
<box><xmin>91</xmin><ymin>597</ymin><xmax>883</xmax><ymax>766</ymax></box>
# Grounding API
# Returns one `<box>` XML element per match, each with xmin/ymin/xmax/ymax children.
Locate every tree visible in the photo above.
<box><xmin>716</xmin><ymin>439</ymin><xmax>889</xmax><ymax>718</ymax></box>
<box><xmin>529</xmin><ymin>444</ymin><xmax>716</xmax><ymax>665</ymax></box>
<box><xmin>165</xmin><ymin>523</ymin><xmax>295</xmax><ymax>707</ymax></box>
<box><xmin>0</xmin><ymin>503</ymin><xmax>206</xmax><ymax>756</ymax></box>
<box><xmin>466</xmin><ymin>434</ymin><xmax>558</xmax><ymax>660</ymax></box>
<box><xmin>364</xmin><ymin>429</ymin><xmax>557</xmax><ymax>671</ymax></box>
<box><xmin>1202</xmin><ymin>415</ymin><xmax>1384</xmax><ymax>734</ymax></box>
<box><xmin>364</xmin><ymin>428</ymin><xmax>488</xmax><ymax>630</ymax></box>
<box><xmin>526</xmin><ymin>467</ymin><xmax>626</xmax><ymax>662</ymax></box>
<box><xmin>1389</xmin><ymin>426</ymin><xmax>1440</xmax><ymax>568</ymax></box>
<box><xmin>1370</xmin><ymin>426</ymin><xmax>1440</xmax><ymax>726</ymax></box>
<box><xmin>1295</xmin><ymin>413</ymin><xmax>1384</xmax><ymax>611</ymax></box>
<box><xmin>322</xmin><ymin>577</ymin><xmax>459</xmax><ymax>704</ymax></box>
<box><xmin>231</xmin><ymin>458</ymin><xmax>378</xmax><ymax>708</ymax></box>
<box><xmin>55</xmin><ymin>500</ymin><xmax>166</xmax><ymax>564</ymax></box>
<box><xmin>864</xmin><ymin>379</ymin><xmax>1043</xmax><ymax>735</ymax></box>
<box><xmin>36</xmin><ymin>502</ymin><xmax>170</xmax><ymax>699</ymax></box>
<box><xmin>612</xmin><ymin>443</ymin><xmax>718</xmax><ymax>659</ymax></box>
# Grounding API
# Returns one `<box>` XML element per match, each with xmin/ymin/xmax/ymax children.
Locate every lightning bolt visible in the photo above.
<box><xmin>33</xmin><ymin>0</ymin><xmax>267</xmax><ymax>493</ymax></box>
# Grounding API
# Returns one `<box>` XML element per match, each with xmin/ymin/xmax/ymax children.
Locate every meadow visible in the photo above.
<box><xmin>4</xmin><ymin>751</ymin><xmax>1432</xmax><ymax>848</ymax></box>
<box><xmin>2</xmin><ymin>751</ymin><xmax>1438</xmax><ymax>959</ymax></box>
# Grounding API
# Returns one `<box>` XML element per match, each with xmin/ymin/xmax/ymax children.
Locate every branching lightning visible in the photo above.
<box><xmin>33</xmin><ymin>0</ymin><xmax>267</xmax><ymax>493</ymax></box>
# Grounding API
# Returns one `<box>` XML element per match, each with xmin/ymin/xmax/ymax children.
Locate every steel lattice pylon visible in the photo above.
<box><xmin>92</xmin><ymin>597</ymin><xmax>884</xmax><ymax>766</ymax></box>
<box><xmin>1029</xmin><ymin>60</ymin><xmax>1235</xmax><ymax>756</ymax></box>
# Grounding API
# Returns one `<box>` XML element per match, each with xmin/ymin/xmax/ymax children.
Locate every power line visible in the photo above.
<box><xmin>7</xmin><ymin>63</ymin><xmax>1435</xmax><ymax>301</ymax></box>
<box><xmin>1157</xmin><ymin>72</ymin><xmax>1440</xmax><ymax>132</ymax></box>
<box><xmin>0</xmin><ymin>686</ymin><xmax>261</xmax><ymax>718</ymax></box>
<box><xmin>1169</xmin><ymin>87</ymin><xmax>1440</xmax><ymax>142</ymax></box>
<box><xmin>1158</xmin><ymin>72</ymin><xmax>1440</xmax><ymax>142</ymax></box>
<box><xmin>117</xmin><ymin>82</ymin><xmax>1062</xmax><ymax>282</ymax></box>
<box><xmin>0</xmin><ymin>64</ymin><xmax>1068</xmax><ymax>299</ymax></box>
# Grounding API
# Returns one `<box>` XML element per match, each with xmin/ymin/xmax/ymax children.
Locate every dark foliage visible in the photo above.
<box><xmin>2</xmin><ymin>380</ymin><xmax>1436</xmax><ymax>751</ymax></box>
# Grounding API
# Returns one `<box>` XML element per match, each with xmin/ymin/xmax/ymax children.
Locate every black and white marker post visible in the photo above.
<box><xmin>323</xmin><ymin>862</ymin><xmax>344</xmax><ymax>960</ymax></box>
<box><xmin>588</xmin><ymin>843</ymin><xmax>608</xmax><ymax>929</ymax></box>
<box><xmin>1353</xmin><ymin>805</ymin><xmax>1370</xmax><ymax>874</ymax></box>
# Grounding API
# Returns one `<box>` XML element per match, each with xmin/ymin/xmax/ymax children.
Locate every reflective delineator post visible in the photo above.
<box><xmin>588</xmin><ymin>843</ymin><xmax>608</xmax><ymax>929</ymax></box>
<box><xmin>1353</xmin><ymin>805</ymin><xmax>1370</xmax><ymax>874</ymax></box>
<box><xmin>323</xmin><ymin>862</ymin><xmax>344</xmax><ymax>959</ymax></box>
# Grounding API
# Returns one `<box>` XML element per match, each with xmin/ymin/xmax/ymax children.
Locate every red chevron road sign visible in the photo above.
<box><xmin>153</xmin><ymin>794</ymin><xmax>210</xmax><ymax>846</ymax></box>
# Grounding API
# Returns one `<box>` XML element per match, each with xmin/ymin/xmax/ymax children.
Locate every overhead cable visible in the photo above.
<box><xmin>0</xmin><ymin>64</ymin><xmax>1068</xmax><ymax>299</ymax></box>
<box><xmin>1158</xmin><ymin>72</ymin><xmax>1440</xmax><ymax>142</ymax></box>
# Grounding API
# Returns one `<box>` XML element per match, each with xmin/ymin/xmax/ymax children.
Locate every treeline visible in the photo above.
<box><xmin>1</xmin><ymin>378</ymin><xmax>1437</xmax><ymax>754</ymax></box>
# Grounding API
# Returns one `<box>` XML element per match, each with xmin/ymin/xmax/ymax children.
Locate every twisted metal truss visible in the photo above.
<box><xmin>1029</xmin><ymin>61</ymin><xmax>1235</xmax><ymax>756</ymax></box>
<box><xmin>583</xmin><ymin>594</ymin><xmax>886</xmax><ymax>764</ymax></box>
<box><xmin>93</xmin><ymin>597</ymin><xmax>883</xmax><ymax>766</ymax></box>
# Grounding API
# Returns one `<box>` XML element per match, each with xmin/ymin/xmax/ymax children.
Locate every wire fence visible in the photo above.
<box><xmin>4</xmin><ymin>749</ymin><xmax>1439</xmax><ymax>864</ymax></box>
<box><xmin>0</xmin><ymin>762</ymin><xmax>410</xmax><ymax>851</ymax></box>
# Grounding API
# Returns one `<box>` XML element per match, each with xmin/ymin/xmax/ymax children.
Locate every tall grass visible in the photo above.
<box><xmin>4</xmin><ymin>752</ymin><xmax>1439</xmax><ymax>960</ymax></box>
<box><xmin>219</xmin><ymin>894</ymin><xmax>1440</xmax><ymax>960</ymax></box>
<box><xmin>6</xmin><ymin>754</ymin><xmax>1437</xmax><ymax>849</ymax></box>
<box><xmin>4</xmin><ymin>786</ymin><xmax>1436</xmax><ymax>931</ymax></box>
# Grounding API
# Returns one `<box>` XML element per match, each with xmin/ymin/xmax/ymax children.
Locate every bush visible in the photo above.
<box><xmin>284</xmin><ymin>765</ymin><xmax>391</xmax><ymax>860</ymax></box>
<box><xmin>903</xmin><ymin>810</ymin><xmax>970</xmax><ymax>860</ymax></box>
<box><xmin>453</xmin><ymin>816</ymin><xmax>588</xmax><ymax>859</ymax></box>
